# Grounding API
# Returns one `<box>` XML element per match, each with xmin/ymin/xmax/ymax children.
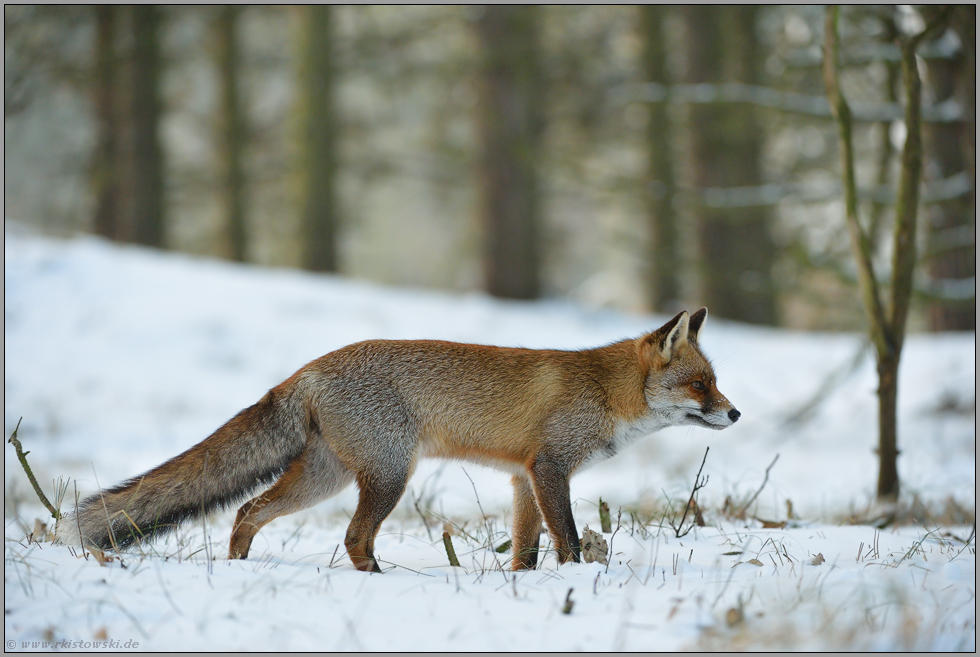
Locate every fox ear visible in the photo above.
<box><xmin>688</xmin><ymin>307</ymin><xmax>707</xmax><ymax>343</ymax></box>
<box><xmin>647</xmin><ymin>310</ymin><xmax>690</xmax><ymax>363</ymax></box>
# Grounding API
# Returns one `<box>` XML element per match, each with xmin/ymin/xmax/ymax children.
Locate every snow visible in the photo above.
<box><xmin>4</xmin><ymin>227</ymin><xmax>976</xmax><ymax>651</ymax></box>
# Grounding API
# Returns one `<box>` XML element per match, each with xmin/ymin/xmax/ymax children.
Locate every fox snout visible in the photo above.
<box><xmin>687</xmin><ymin>396</ymin><xmax>740</xmax><ymax>430</ymax></box>
<box><xmin>710</xmin><ymin>402</ymin><xmax>740</xmax><ymax>428</ymax></box>
<box><xmin>704</xmin><ymin>409</ymin><xmax>740</xmax><ymax>429</ymax></box>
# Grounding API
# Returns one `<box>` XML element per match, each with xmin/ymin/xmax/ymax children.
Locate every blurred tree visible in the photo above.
<box><xmin>215</xmin><ymin>5</ymin><xmax>248</xmax><ymax>262</ymax></box>
<box><xmin>474</xmin><ymin>6</ymin><xmax>542</xmax><ymax>300</ymax></box>
<box><xmin>682</xmin><ymin>5</ymin><xmax>776</xmax><ymax>325</ymax></box>
<box><xmin>92</xmin><ymin>5</ymin><xmax>120</xmax><ymax>240</ymax></box>
<box><xmin>924</xmin><ymin>4</ymin><xmax>975</xmax><ymax>331</ymax></box>
<box><xmin>297</xmin><ymin>5</ymin><xmax>339</xmax><ymax>273</ymax></box>
<box><xmin>947</xmin><ymin>4</ymin><xmax>976</xmax><ymax>204</ymax></box>
<box><xmin>823</xmin><ymin>5</ymin><xmax>952</xmax><ymax>502</ymax></box>
<box><xmin>640</xmin><ymin>5</ymin><xmax>680</xmax><ymax>312</ymax></box>
<box><xmin>867</xmin><ymin>14</ymin><xmax>899</xmax><ymax>254</ymax></box>
<box><xmin>6</xmin><ymin>5</ymin><xmax>972</xmax><ymax>329</ymax></box>
<box><xmin>128</xmin><ymin>5</ymin><xmax>166</xmax><ymax>248</ymax></box>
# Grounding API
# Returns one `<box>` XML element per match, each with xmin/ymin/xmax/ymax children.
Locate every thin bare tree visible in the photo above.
<box><xmin>822</xmin><ymin>5</ymin><xmax>952</xmax><ymax>502</ymax></box>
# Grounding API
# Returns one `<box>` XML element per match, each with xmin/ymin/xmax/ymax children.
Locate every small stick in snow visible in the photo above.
<box><xmin>599</xmin><ymin>498</ymin><xmax>612</xmax><ymax>533</ymax></box>
<box><xmin>7</xmin><ymin>418</ymin><xmax>61</xmax><ymax>520</ymax></box>
<box><xmin>443</xmin><ymin>531</ymin><xmax>461</xmax><ymax>568</ymax></box>
<box><xmin>561</xmin><ymin>588</ymin><xmax>574</xmax><ymax>614</ymax></box>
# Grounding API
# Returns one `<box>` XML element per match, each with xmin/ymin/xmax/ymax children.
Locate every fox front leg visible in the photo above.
<box><xmin>510</xmin><ymin>474</ymin><xmax>543</xmax><ymax>570</ymax></box>
<box><xmin>529</xmin><ymin>455</ymin><xmax>581</xmax><ymax>565</ymax></box>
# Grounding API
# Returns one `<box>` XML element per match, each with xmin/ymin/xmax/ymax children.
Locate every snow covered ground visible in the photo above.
<box><xmin>5</xmin><ymin>227</ymin><xmax>975</xmax><ymax>651</ymax></box>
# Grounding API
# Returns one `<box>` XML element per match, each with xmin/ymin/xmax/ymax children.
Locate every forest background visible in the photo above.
<box><xmin>5</xmin><ymin>5</ymin><xmax>974</xmax><ymax>332</ymax></box>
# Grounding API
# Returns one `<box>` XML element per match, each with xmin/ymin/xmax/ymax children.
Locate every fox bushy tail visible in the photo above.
<box><xmin>55</xmin><ymin>384</ymin><xmax>308</xmax><ymax>550</ymax></box>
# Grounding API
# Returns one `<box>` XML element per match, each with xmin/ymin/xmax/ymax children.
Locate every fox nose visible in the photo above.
<box><xmin>728</xmin><ymin>408</ymin><xmax>740</xmax><ymax>423</ymax></box>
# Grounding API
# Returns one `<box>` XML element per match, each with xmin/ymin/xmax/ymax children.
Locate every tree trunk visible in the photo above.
<box><xmin>474</xmin><ymin>6</ymin><xmax>542</xmax><ymax>300</ymax></box>
<box><xmin>216</xmin><ymin>6</ymin><xmax>247</xmax><ymax>262</ymax></box>
<box><xmin>924</xmin><ymin>10</ymin><xmax>974</xmax><ymax>330</ymax></box>
<box><xmin>130</xmin><ymin>5</ymin><xmax>165</xmax><ymax>248</ymax></box>
<box><xmin>681</xmin><ymin>6</ymin><xmax>776</xmax><ymax>324</ymax></box>
<box><xmin>955</xmin><ymin>6</ymin><xmax>976</xmax><ymax>202</ymax></box>
<box><xmin>92</xmin><ymin>5</ymin><xmax>120</xmax><ymax>241</ymax></box>
<box><xmin>871</xmin><ymin>36</ymin><xmax>930</xmax><ymax>503</ymax></box>
<box><xmin>876</xmin><ymin>354</ymin><xmax>900</xmax><ymax>500</ymax></box>
<box><xmin>640</xmin><ymin>5</ymin><xmax>680</xmax><ymax>312</ymax></box>
<box><xmin>297</xmin><ymin>5</ymin><xmax>338</xmax><ymax>273</ymax></box>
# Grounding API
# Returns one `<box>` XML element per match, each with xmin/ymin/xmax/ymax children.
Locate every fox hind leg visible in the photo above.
<box><xmin>344</xmin><ymin>466</ymin><xmax>413</xmax><ymax>573</ymax></box>
<box><xmin>510</xmin><ymin>474</ymin><xmax>543</xmax><ymax>570</ymax></box>
<box><xmin>229</xmin><ymin>437</ymin><xmax>354</xmax><ymax>559</ymax></box>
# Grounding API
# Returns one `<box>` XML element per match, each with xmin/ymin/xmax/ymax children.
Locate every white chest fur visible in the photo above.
<box><xmin>576</xmin><ymin>411</ymin><xmax>671</xmax><ymax>473</ymax></box>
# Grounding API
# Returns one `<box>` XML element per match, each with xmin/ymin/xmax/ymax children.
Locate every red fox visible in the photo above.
<box><xmin>56</xmin><ymin>308</ymin><xmax>738</xmax><ymax>572</ymax></box>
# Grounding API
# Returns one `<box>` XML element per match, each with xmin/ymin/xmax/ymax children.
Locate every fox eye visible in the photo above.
<box><xmin>691</xmin><ymin>380</ymin><xmax>705</xmax><ymax>391</ymax></box>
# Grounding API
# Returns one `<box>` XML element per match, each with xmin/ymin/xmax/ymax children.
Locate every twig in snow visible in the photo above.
<box><xmin>737</xmin><ymin>453</ymin><xmax>779</xmax><ymax>520</ymax></box>
<box><xmin>461</xmin><ymin>467</ymin><xmax>505</xmax><ymax>572</ymax></box>
<box><xmin>674</xmin><ymin>447</ymin><xmax>710</xmax><ymax>537</ymax></box>
<box><xmin>442</xmin><ymin>531</ymin><xmax>461</xmax><ymax>568</ymax></box>
<box><xmin>604</xmin><ymin>507</ymin><xmax>623</xmax><ymax>574</ymax></box>
<box><xmin>7</xmin><ymin>418</ymin><xmax>61</xmax><ymax>520</ymax></box>
<box><xmin>412</xmin><ymin>489</ymin><xmax>434</xmax><ymax>542</ymax></box>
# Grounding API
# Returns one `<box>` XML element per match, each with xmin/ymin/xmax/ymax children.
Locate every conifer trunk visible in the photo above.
<box><xmin>130</xmin><ymin>5</ymin><xmax>165</xmax><ymax>248</ymax></box>
<box><xmin>216</xmin><ymin>6</ymin><xmax>247</xmax><ymax>262</ymax></box>
<box><xmin>92</xmin><ymin>5</ymin><xmax>120</xmax><ymax>240</ymax></box>
<box><xmin>297</xmin><ymin>5</ymin><xmax>338</xmax><ymax>273</ymax></box>
<box><xmin>474</xmin><ymin>6</ymin><xmax>542</xmax><ymax>300</ymax></box>
<box><xmin>640</xmin><ymin>5</ymin><xmax>680</xmax><ymax>312</ymax></box>
<box><xmin>681</xmin><ymin>5</ymin><xmax>775</xmax><ymax>324</ymax></box>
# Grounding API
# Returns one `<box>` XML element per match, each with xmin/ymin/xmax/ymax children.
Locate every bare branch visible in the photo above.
<box><xmin>611</xmin><ymin>81</ymin><xmax>966</xmax><ymax>123</ymax></box>
<box><xmin>822</xmin><ymin>5</ymin><xmax>893</xmax><ymax>361</ymax></box>
<box><xmin>737</xmin><ymin>453</ymin><xmax>780</xmax><ymax>519</ymax></box>
<box><xmin>674</xmin><ymin>447</ymin><xmax>709</xmax><ymax>538</ymax></box>
<box><xmin>888</xmin><ymin>5</ymin><xmax>955</xmax><ymax>353</ymax></box>
<box><xmin>7</xmin><ymin>418</ymin><xmax>61</xmax><ymax>520</ymax></box>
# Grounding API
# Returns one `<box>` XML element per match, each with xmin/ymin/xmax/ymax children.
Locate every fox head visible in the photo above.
<box><xmin>641</xmin><ymin>308</ymin><xmax>739</xmax><ymax>430</ymax></box>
